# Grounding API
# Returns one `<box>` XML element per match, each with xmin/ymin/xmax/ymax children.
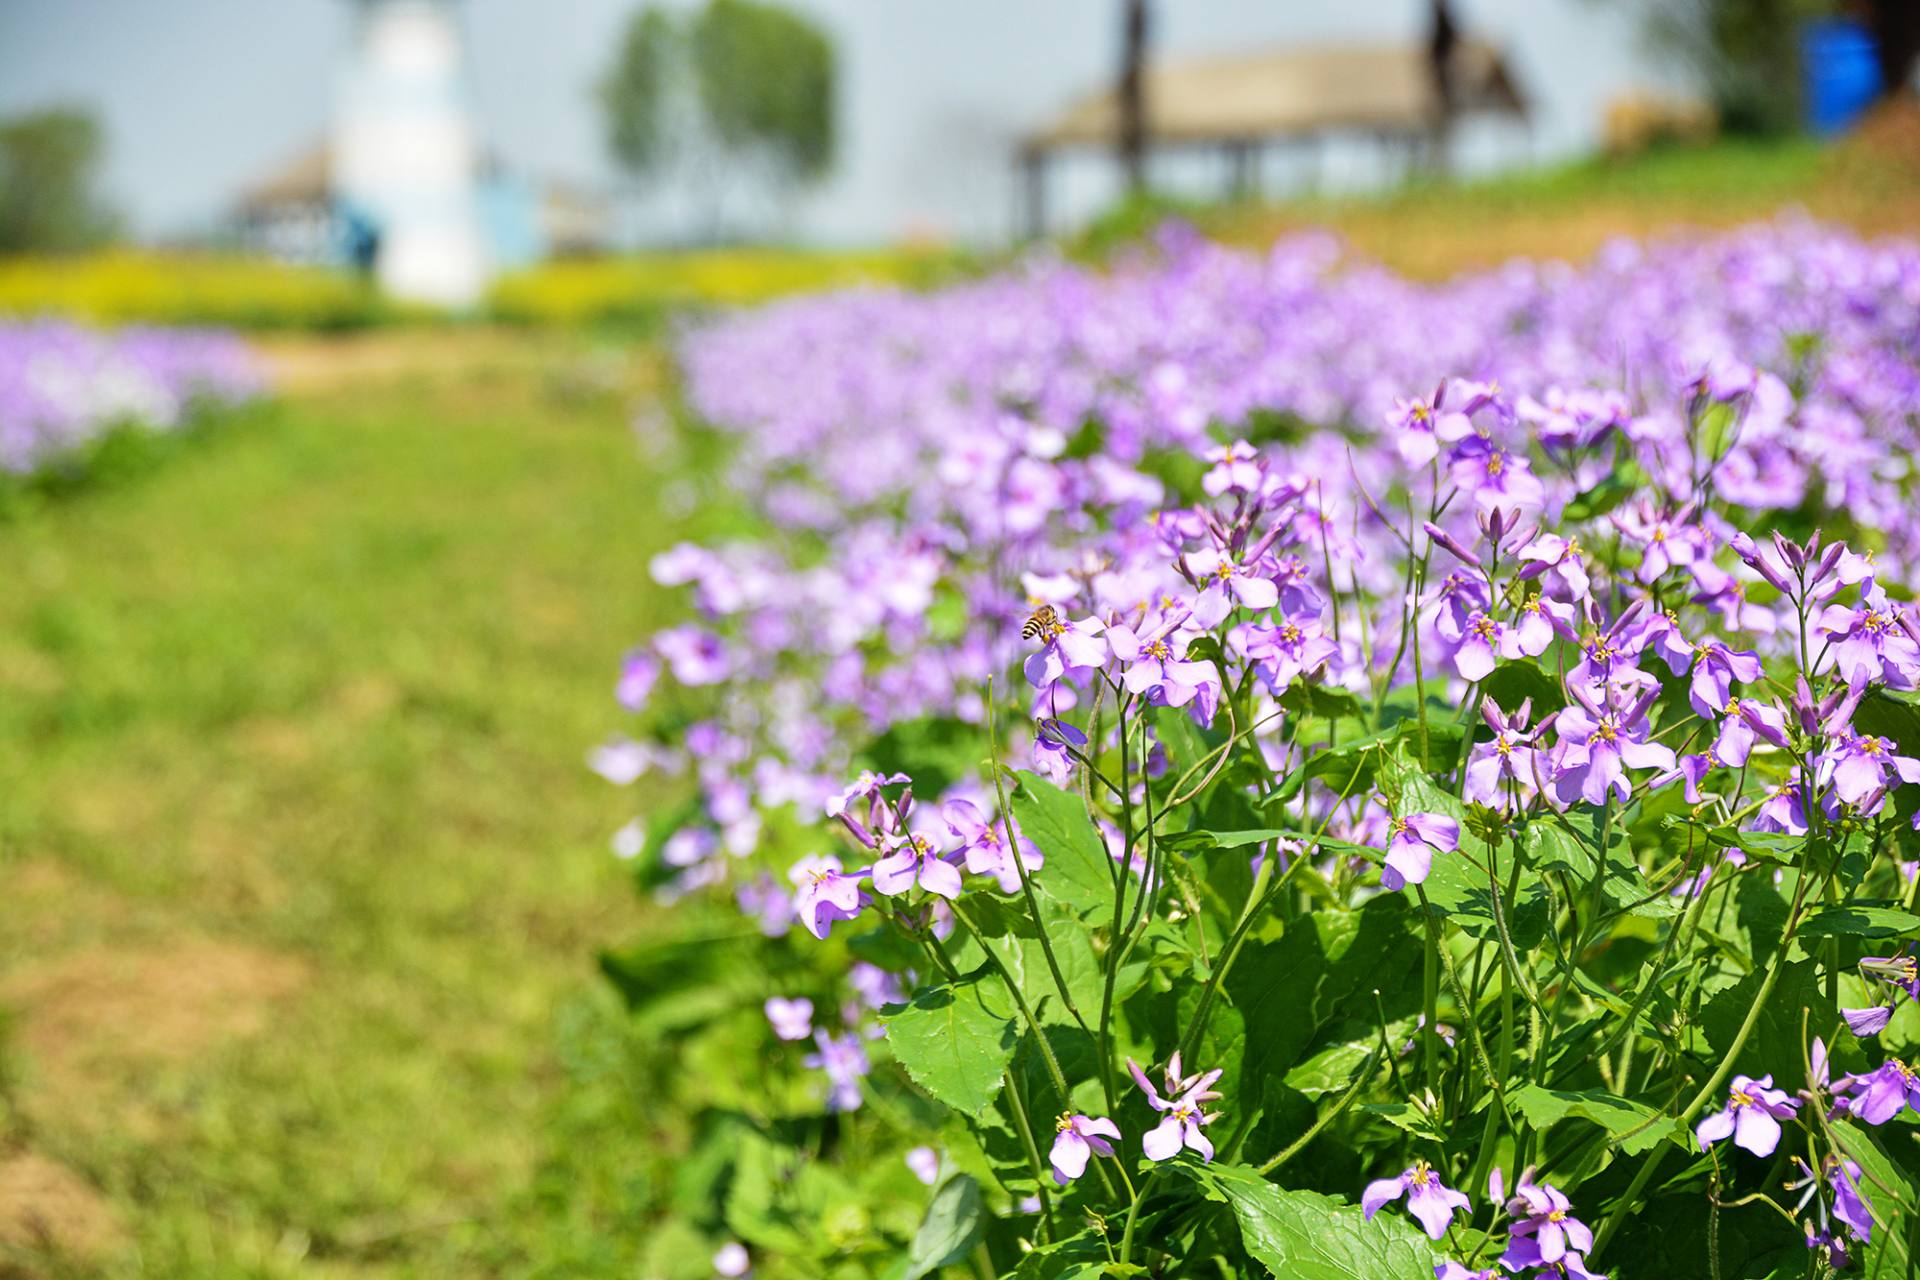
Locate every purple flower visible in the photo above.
<box><xmin>1022</xmin><ymin>613</ymin><xmax>1108</xmax><ymax>690</ymax></box>
<box><xmin>1381</xmin><ymin>812</ymin><xmax>1460</xmax><ymax>891</ymax></box>
<box><xmin>615</xmin><ymin>649</ymin><xmax>660</xmax><ymax>711</ymax></box>
<box><xmin>1033</xmin><ymin>719</ymin><xmax>1087</xmax><ymax>786</ymax></box>
<box><xmin>1695</xmin><ymin>1074</ymin><xmax>1800</xmax><ymax>1156</ymax></box>
<box><xmin>1110</xmin><ymin>618</ymin><xmax>1221</xmax><ymax>712</ymax></box>
<box><xmin>1388</xmin><ymin>389</ymin><xmax>1472</xmax><ymax>467</ymax></box>
<box><xmin>1449</xmin><ymin>437</ymin><xmax>1544</xmax><ymax>511</ymax></box>
<box><xmin>905</xmin><ymin>1146</ymin><xmax>941</xmax><ymax>1186</ymax></box>
<box><xmin>1848</xmin><ymin>1058</ymin><xmax>1920</xmax><ymax>1125</ymax></box>
<box><xmin>1818</xmin><ymin>583</ymin><xmax>1920</xmax><ymax>690</ymax></box>
<box><xmin>1517</xmin><ymin>532</ymin><xmax>1592</xmax><ymax>600</ymax></box>
<box><xmin>870</xmin><ymin>830</ymin><xmax>964</xmax><ymax>899</ymax></box>
<box><xmin>1434</xmin><ymin>1265</ymin><xmax>1499</xmax><ymax>1280</ymax></box>
<box><xmin>1687</xmin><ymin>642</ymin><xmax>1763</xmax><ymax>718</ymax></box>
<box><xmin>655</xmin><ymin>625</ymin><xmax>731</xmax><ymax>686</ymax></box>
<box><xmin>1551</xmin><ymin>685</ymin><xmax>1674</xmax><ymax>806</ymax></box>
<box><xmin>789</xmin><ymin>854</ymin><xmax>867</xmax><ymax>939</ymax></box>
<box><xmin>1788</xmin><ymin>1154</ymin><xmax>1874</xmax><ymax>1249</ymax></box>
<box><xmin>1752</xmin><ymin>769</ymin><xmax>1809</xmax><ymax>835</ymax></box>
<box><xmin>1232</xmin><ymin>612</ymin><xmax>1338</xmax><ymax>691</ymax></box>
<box><xmin>1202</xmin><ymin>439</ymin><xmax>1263</xmax><ymax>496</ymax></box>
<box><xmin>1128</xmin><ymin>1055</ymin><xmax>1222</xmax><ymax>1162</ymax></box>
<box><xmin>1710</xmin><ymin>697</ymin><xmax>1789</xmax><ymax>768</ymax></box>
<box><xmin>943</xmin><ymin>798</ymin><xmax>1042</xmax><ymax>892</ymax></box>
<box><xmin>1361</xmin><ymin>1161</ymin><xmax>1470</xmax><ymax>1240</ymax></box>
<box><xmin>803</xmin><ymin>1029</ymin><xmax>871</xmax><ymax>1112</ymax></box>
<box><xmin>1819</xmin><ymin>733</ymin><xmax>1920</xmax><ymax>807</ymax></box>
<box><xmin>713</xmin><ymin>1242</ymin><xmax>751</xmax><ymax>1278</ymax></box>
<box><xmin>764</xmin><ymin>996</ymin><xmax>814</xmax><ymax>1041</ymax></box>
<box><xmin>1186</xmin><ymin>547</ymin><xmax>1279</xmax><ymax>627</ymax></box>
<box><xmin>1048</xmin><ymin>1113</ymin><xmax>1121</xmax><ymax>1185</ymax></box>
<box><xmin>1500</xmin><ymin>1171</ymin><xmax>1595</xmax><ymax>1270</ymax></box>
<box><xmin>1464</xmin><ymin>698</ymin><xmax>1549</xmax><ymax>810</ymax></box>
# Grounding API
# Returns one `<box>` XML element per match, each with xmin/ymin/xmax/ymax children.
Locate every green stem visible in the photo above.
<box><xmin>1119</xmin><ymin>1165</ymin><xmax>1164</xmax><ymax>1266</ymax></box>
<box><xmin>1257</xmin><ymin>1041</ymin><xmax>1384</xmax><ymax>1174</ymax></box>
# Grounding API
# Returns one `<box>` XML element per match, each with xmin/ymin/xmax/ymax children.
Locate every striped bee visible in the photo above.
<box><xmin>1020</xmin><ymin>603</ymin><xmax>1062</xmax><ymax>643</ymax></box>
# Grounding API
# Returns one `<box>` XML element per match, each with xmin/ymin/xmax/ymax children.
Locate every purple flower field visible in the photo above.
<box><xmin>0</xmin><ymin>321</ymin><xmax>262</xmax><ymax>477</ymax></box>
<box><xmin>604</xmin><ymin>219</ymin><xmax>1920</xmax><ymax>1278</ymax></box>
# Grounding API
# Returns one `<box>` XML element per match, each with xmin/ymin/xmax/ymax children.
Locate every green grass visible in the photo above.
<box><xmin>0</xmin><ymin>337</ymin><xmax>725</xmax><ymax>1277</ymax></box>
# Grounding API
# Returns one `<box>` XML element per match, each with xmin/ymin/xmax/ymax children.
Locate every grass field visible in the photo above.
<box><xmin>0</xmin><ymin>334</ymin><xmax>726</xmax><ymax>1277</ymax></box>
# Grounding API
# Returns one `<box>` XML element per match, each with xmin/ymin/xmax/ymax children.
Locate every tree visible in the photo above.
<box><xmin>0</xmin><ymin>106</ymin><xmax>117</xmax><ymax>255</ymax></box>
<box><xmin>601</xmin><ymin>8</ymin><xmax>678</xmax><ymax>181</ymax></box>
<box><xmin>689</xmin><ymin>0</ymin><xmax>835</xmax><ymax>189</ymax></box>
<box><xmin>599</xmin><ymin>0</ymin><xmax>836</xmax><ymax>238</ymax></box>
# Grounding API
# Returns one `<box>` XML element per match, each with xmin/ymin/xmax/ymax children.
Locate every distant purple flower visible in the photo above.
<box><xmin>1202</xmin><ymin>439</ymin><xmax>1263</xmax><ymax>496</ymax></box>
<box><xmin>713</xmin><ymin>1242</ymin><xmax>751</xmax><ymax>1278</ymax></box>
<box><xmin>1362</xmin><ymin>1161</ymin><xmax>1470</xmax><ymax>1240</ymax></box>
<box><xmin>764</xmin><ymin>997</ymin><xmax>814</xmax><ymax>1041</ymax></box>
<box><xmin>1449</xmin><ymin>437</ymin><xmax>1544</xmax><ymax>511</ymax></box>
<box><xmin>905</xmin><ymin>1146</ymin><xmax>940</xmax><ymax>1186</ymax></box>
<box><xmin>1381</xmin><ymin>812</ymin><xmax>1459</xmax><ymax>891</ymax></box>
<box><xmin>616</xmin><ymin>649</ymin><xmax>660</xmax><ymax>710</ymax></box>
<box><xmin>1434</xmin><ymin>1264</ymin><xmax>1499</xmax><ymax>1280</ymax></box>
<box><xmin>1695</xmin><ymin>1074</ymin><xmax>1800</xmax><ymax>1156</ymax></box>
<box><xmin>789</xmin><ymin>854</ymin><xmax>866</xmax><ymax>939</ymax></box>
<box><xmin>655</xmin><ymin>625</ymin><xmax>731</xmax><ymax>685</ymax></box>
<box><xmin>1048</xmin><ymin>1113</ymin><xmax>1121</xmax><ymax>1185</ymax></box>
<box><xmin>803</xmin><ymin>1029</ymin><xmax>871</xmax><ymax>1111</ymax></box>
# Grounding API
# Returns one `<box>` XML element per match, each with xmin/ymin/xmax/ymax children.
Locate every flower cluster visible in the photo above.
<box><xmin>600</xmin><ymin>221</ymin><xmax>1920</xmax><ymax>1277</ymax></box>
<box><xmin>0</xmin><ymin>321</ymin><xmax>261</xmax><ymax>475</ymax></box>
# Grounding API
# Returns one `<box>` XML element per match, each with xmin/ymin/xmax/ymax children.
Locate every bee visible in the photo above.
<box><xmin>1020</xmin><ymin>603</ymin><xmax>1061</xmax><ymax>643</ymax></box>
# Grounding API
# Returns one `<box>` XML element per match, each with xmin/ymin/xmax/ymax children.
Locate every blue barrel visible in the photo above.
<box><xmin>1802</xmin><ymin>19</ymin><xmax>1884</xmax><ymax>137</ymax></box>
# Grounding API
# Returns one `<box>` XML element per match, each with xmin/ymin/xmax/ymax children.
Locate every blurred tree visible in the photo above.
<box><xmin>689</xmin><ymin>0</ymin><xmax>836</xmax><ymax>189</ymax></box>
<box><xmin>601</xmin><ymin>8</ymin><xmax>678</xmax><ymax>181</ymax></box>
<box><xmin>0</xmin><ymin>107</ymin><xmax>118</xmax><ymax>255</ymax></box>
<box><xmin>1612</xmin><ymin>0</ymin><xmax>1829</xmax><ymax>135</ymax></box>
<box><xmin>601</xmin><ymin>0</ymin><xmax>834</xmax><ymax>240</ymax></box>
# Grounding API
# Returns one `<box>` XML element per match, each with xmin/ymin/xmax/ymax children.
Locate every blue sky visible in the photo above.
<box><xmin>0</xmin><ymin>0</ymin><xmax>1677</xmax><ymax>245</ymax></box>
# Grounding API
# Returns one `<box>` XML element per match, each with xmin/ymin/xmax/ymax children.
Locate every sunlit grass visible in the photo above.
<box><xmin>0</xmin><ymin>338</ymin><xmax>730</xmax><ymax>1276</ymax></box>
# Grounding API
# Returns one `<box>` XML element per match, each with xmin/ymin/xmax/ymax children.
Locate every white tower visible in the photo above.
<box><xmin>333</xmin><ymin>0</ymin><xmax>489</xmax><ymax>307</ymax></box>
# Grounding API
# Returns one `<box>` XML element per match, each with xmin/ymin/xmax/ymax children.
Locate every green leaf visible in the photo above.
<box><xmin>906</xmin><ymin>1175</ymin><xmax>984</xmax><ymax>1279</ymax></box>
<box><xmin>883</xmin><ymin>971</ymin><xmax>1019</xmax><ymax>1113</ymax></box>
<box><xmin>1507</xmin><ymin>1084</ymin><xmax>1676</xmax><ymax>1155</ymax></box>
<box><xmin>1181</xmin><ymin>1163</ymin><xmax>1440</xmax><ymax>1279</ymax></box>
<box><xmin>1391</xmin><ymin>770</ymin><xmax>1551</xmax><ymax>945</ymax></box>
<box><xmin>1796</xmin><ymin>905</ymin><xmax>1920</xmax><ymax>940</ymax></box>
<box><xmin>1478</xmin><ymin>657</ymin><xmax>1564</xmax><ymax>716</ymax></box>
<box><xmin>1562</xmin><ymin>447</ymin><xmax>1645</xmax><ymax>521</ymax></box>
<box><xmin>1700</xmin><ymin>959</ymin><xmax>1822</xmax><ymax>1081</ymax></box>
<box><xmin>1012</xmin><ymin>773</ymin><xmax>1114</xmax><ymax>921</ymax></box>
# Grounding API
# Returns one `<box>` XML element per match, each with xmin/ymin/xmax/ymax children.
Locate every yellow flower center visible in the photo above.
<box><xmin>1145</xmin><ymin>639</ymin><xmax>1172</xmax><ymax>661</ymax></box>
<box><xmin>1055</xmin><ymin>1113</ymin><xmax>1074</xmax><ymax>1133</ymax></box>
<box><xmin>1485</xmin><ymin>453</ymin><xmax>1506</xmax><ymax>477</ymax></box>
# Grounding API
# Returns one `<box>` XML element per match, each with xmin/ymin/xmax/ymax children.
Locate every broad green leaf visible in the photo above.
<box><xmin>906</xmin><ymin>1175</ymin><xmax>983</xmax><ymax>1279</ymax></box>
<box><xmin>1529</xmin><ymin>815</ymin><xmax>1678</xmax><ymax>920</ymax></box>
<box><xmin>1392</xmin><ymin>769</ymin><xmax>1551</xmax><ymax>945</ymax></box>
<box><xmin>1181</xmin><ymin>1162</ymin><xmax>1440</xmax><ymax>1279</ymax></box>
<box><xmin>1700</xmin><ymin>959</ymin><xmax>1822</xmax><ymax>1081</ymax></box>
<box><xmin>884</xmin><ymin>971</ymin><xmax>1019</xmax><ymax>1113</ymax></box>
<box><xmin>1012</xmin><ymin>773</ymin><xmax>1115</xmax><ymax>920</ymax></box>
<box><xmin>1796</xmin><ymin>905</ymin><xmax>1920</xmax><ymax>940</ymax></box>
<box><xmin>1478</xmin><ymin>656</ymin><xmax>1564</xmax><ymax>716</ymax></box>
<box><xmin>1507</xmin><ymin>1084</ymin><xmax>1675</xmax><ymax>1155</ymax></box>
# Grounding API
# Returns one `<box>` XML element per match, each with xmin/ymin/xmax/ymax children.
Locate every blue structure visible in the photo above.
<box><xmin>1803</xmin><ymin>19</ymin><xmax>1884</xmax><ymax>137</ymax></box>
